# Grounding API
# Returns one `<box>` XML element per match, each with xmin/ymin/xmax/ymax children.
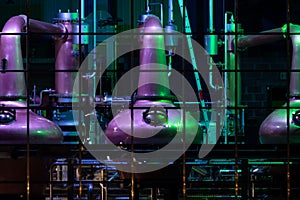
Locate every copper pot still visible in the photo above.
<box><xmin>0</xmin><ymin>15</ymin><xmax>65</xmax><ymax>197</ymax></box>
<box><xmin>259</xmin><ymin>24</ymin><xmax>300</xmax><ymax>144</ymax></box>
<box><xmin>105</xmin><ymin>15</ymin><xmax>202</xmax><ymax>184</ymax></box>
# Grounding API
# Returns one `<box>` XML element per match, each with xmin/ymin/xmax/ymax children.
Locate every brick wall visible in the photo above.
<box><xmin>240</xmin><ymin>51</ymin><xmax>289</xmax><ymax>126</ymax></box>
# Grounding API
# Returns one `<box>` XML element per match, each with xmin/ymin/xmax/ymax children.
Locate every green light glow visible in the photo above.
<box><xmin>156</xmin><ymin>99</ymin><xmax>172</xmax><ymax>103</ymax></box>
<box><xmin>282</xmin><ymin>23</ymin><xmax>292</xmax><ymax>39</ymax></box>
<box><xmin>174</xmin><ymin>122</ymin><xmax>181</xmax><ymax>128</ymax></box>
<box><xmin>219</xmin><ymin>169</ymin><xmax>242</xmax><ymax>173</ymax></box>
<box><xmin>249</xmin><ymin>161</ymin><xmax>294</xmax><ymax>165</ymax></box>
<box><xmin>36</xmin><ymin>130</ymin><xmax>46</xmax><ymax>135</ymax></box>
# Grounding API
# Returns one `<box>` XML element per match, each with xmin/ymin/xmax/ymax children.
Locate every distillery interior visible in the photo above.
<box><xmin>1</xmin><ymin>0</ymin><xmax>300</xmax><ymax>199</ymax></box>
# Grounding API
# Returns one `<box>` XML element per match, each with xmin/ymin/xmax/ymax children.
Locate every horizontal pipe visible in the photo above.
<box><xmin>3</xmin><ymin>15</ymin><xmax>66</xmax><ymax>36</ymax></box>
<box><xmin>0</xmin><ymin>15</ymin><xmax>67</xmax><ymax>98</ymax></box>
<box><xmin>237</xmin><ymin>27</ymin><xmax>283</xmax><ymax>49</ymax></box>
<box><xmin>236</xmin><ymin>24</ymin><xmax>300</xmax><ymax>96</ymax></box>
<box><xmin>28</xmin><ymin>18</ymin><xmax>66</xmax><ymax>36</ymax></box>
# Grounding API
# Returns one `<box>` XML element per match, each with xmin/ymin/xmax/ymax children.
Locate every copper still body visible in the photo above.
<box><xmin>104</xmin><ymin>15</ymin><xmax>202</xmax><ymax>191</ymax></box>
<box><xmin>0</xmin><ymin>14</ymin><xmax>67</xmax><ymax>197</ymax></box>
<box><xmin>0</xmin><ymin>15</ymin><xmax>64</xmax><ymax>144</ymax></box>
<box><xmin>259</xmin><ymin>24</ymin><xmax>300</xmax><ymax>144</ymax></box>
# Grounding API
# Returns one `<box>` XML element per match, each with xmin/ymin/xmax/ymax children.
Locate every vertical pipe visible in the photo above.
<box><xmin>146</xmin><ymin>0</ymin><xmax>150</xmax><ymax>13</ymax></box>
<box><xmin>81</xmin><ymin>0</ymin><xmax>85</xmax><ymax>19</ymax></box>
<box><xmin>224</xmin><ymin>13</ymin><xmax>243</xmax><ymax>143</ymax></box>
<box><xmin>25</xmin><ymin>2</ymin><xmax>30</xmax><ymax>200</ymax></box>
<box><xmin>93</xmin><ymin>0</ymin><xmax>97</xmax><ymax>71</ymax></box>
<box><xmin>0</xmin><ymin>15</ymin><xmax>27</xmax><ymax>97</ymax></box>
<box><xmin>206</xmin><ymin>0</ymin><xmax>218</xmax><ymax>91</ymax></box>
<box><xmin>209</xmin><ymin>0</ymin><xmax>214</xmax><ymax>31</ymax></box>
<box><xmin>160</xmin><ymin>3</ymin><xmax>163</xmax><ymax>25</ymax></box>
<box><xmin>234</xmin><ymin>0</ymin><xmax>239</xmax><ymax>198</ymax></box>
<box><xmin>93</xmin><ymin>0</ymin><xmax>96</xmax><ymax>49</ymax></box>
<box><xmin>78</xmin><ymin>146</ymin><xmax>83</xmax><ymax>199</ymax></box>
<box><xmin>168</xmin><ymin>0</ymin><xmax>174</xmax><ymax>25</ymax></box>
<box><xmin>205</xmin><ymin>0</ymin><xmax>218</xmax><ymax>144</ymax></box>
<box><xmin>149</xmin><ymin>3</ymin><xmax>164</xmax><ymax>33</ymax></box>
<box><xmin>166</xmin><ymin>0</ymin><xmax>175</xmax><ymax>80</ymax></box>
<box><xmin>130</xmin><ymin>1</ymin><xmax>135</xmax><ymax>199</ymax></box>
<box><xmin>91</xmin><ymin>0</ymin><xmax>97</xmax><ymax>144</ymax></box>
<box><xmin>224</xmin><ymin>12</ymin><xmax>229</xmax><ymax>144</ymax></box>
<box><xmin>54</xmin><ymin>12</ymin><xmax>79</xmax><ymax>96</ymax></box>
<box><xmin>182</xmin><ymin>2</ymin><xmax>186</xmax><ymax>197</ymax></box>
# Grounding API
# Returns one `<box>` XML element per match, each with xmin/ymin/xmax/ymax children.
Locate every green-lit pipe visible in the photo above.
<box><xmin>209</xmin><ymin>0</ymin><xmax>214</xmax><ymax>31</ymax></box>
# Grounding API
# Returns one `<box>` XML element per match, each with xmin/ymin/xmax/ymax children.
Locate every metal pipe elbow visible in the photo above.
<box><xmin>2</xmin><ymin>15</ymin><xmax>67</xmax><ymax>38</ymax></box>
<box><xmin>2</xmin><ymin>15</ymin><xmax>27</xmax><ymax>33</ymax></box>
